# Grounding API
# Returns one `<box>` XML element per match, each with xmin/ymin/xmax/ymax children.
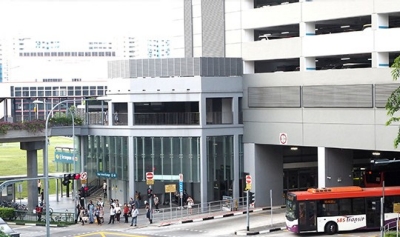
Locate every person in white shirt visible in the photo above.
<box><xmin>103</xmin><ymin>180</ymin><xmax>107</xmax><ymax>198</ymax></box>
<box><xmin>108</xmin><ymin>205</ymin><xmax>116</xmax><ymax>224</ymax></box>
<box><xmin>130</xmin><ymin>205</ymin><xmax>139</xmax><ymax>227</ymax></box>
<box><xmin>115</xmin><ymin>203</ymin><xmax>121</xmax><ymax>222</ymax></box>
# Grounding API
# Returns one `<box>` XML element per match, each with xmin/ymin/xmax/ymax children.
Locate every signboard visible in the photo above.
<box><xmin>80</xmin><ymin>172</ymin><xmax>87</xmax><ymax>181</ymax></box>
<box><xmin>146</xmin><ymin>172</ymin><xmax>154</xmax><ymax>185</ymax></box>
<box><xmin>165</xmin><ymin>184</ymin><xmax>176</xmax><ymax>193</ymax></box>
<box><xmin>146</xmin><ymin>172</ymin><xmax>154</xmax><ymax>180</ymax></box>
<box><xmin>245</xmin><ymin>175</ymin><xmax>252</xmax><ymax>184</ymax></box>
<box><xmin>96</xmin><ymin>172</ymin><xmax>117</xmax><ymax>179</ymax></box>
<box><xmin>54</xmin><ymin>151</ymin><xmax>76</xmax><ymax>164</ymax></box>
<box><xmin>279</xmin><ymin>133</ymin><xmax>288</xmax><ymax>145</ymax></box>
<box><xmin>179</xmin><ymin>173</ymin><xmax>183</xmax><ymax>197</ymax></box>
<box><xmin>245</xmin><ymin>184</ymin><xmax>252</xmax><ymax>190</ymax></box>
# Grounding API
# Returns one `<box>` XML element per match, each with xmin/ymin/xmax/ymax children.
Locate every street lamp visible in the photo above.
<box><xmin>33</xmin><ymin>99</ymin><xmax>43</xmax><ymax>120</ymax></box>
<box><xmin>43</xmin><ymin>97</ymin><xmax>110</xmax><ymax>236</ymax></box>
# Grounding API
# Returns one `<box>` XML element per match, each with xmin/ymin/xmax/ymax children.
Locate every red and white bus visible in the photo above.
<box><xmin>286</xmin><ymin>186</ymin><xmax>400</xmax><ymax>234</ymax></box>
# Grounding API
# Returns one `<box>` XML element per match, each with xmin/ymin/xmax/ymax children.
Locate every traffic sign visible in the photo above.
<box><xmin>80</xmin><ymin>171</ymin><xmax>87</xmax><ymax>181</ymax></box>
<box><xmin>245</xmin><ymin>175</ymin><xmax>252</xmax><ymax>184</ymax></box>
<box><xmin>179</xmin><ymin>173</ymin><xmax>183</xmax><ymax>182</ymax></box>
<box><xmin>165</xmin><ymin>184</ymin><xmax>176</xmax><ymax>193</ymax></box>
<box><xmin>146</xmin><ymin>179</ymin><xmax>154</xmax><ymax>185</ymax></box>
<box><xmin>279</xmin><ymin>133</ymin><xmax>288</xmax><ymax>145</ymax></box>
<box><xmin>146</xmin><ymin>172</ymin><xmax>154</xmax><ymax>180</ymax></box>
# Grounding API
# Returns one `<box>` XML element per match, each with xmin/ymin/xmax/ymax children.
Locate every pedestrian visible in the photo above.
<box><xmin>95</xmin><ymin>205</ymin><xmax>101</xmax><ymax>225</ymax></box>
<box><xmin>123</xmin><ymin>203</ymin><xmax>130</xmax><ymax>223</ymax></box>
<box><xmin>97</xmin><ymin>197</ymin><xmax>104</xmax><ymax>207</ymax></box>
<box><xmin>103</xmin><ymin>180</ymin><xmax>107</xmax><ymax>198</ymax></box>
<box><xmin>40</xmin><ymin>191</ymin><xmax>44</xmax><ymax>205</ymax></box>
<box><xmin>79</xmin><ymin>206</ymin><xmax>86</xmax><ymax>225</ymax></box>
<box><xmin>130</xmin><ymin>205</ymin><xmax>139</xmax><ymax>227</ymax></box>
<box><xmin>145</xmin><ymin>202</ymin><xmax>152</xmax><ymax>224</ymax></box>
<box><xmin>108</xmin><ymin>204</ymin><xmax>116</xmax><ymax>224</ymax></box>
<box><xmin>35</xmin><ymin>204</ymin><xmax>42</xmax><ymax>222</ymax></box>
<box><xmin>87</xmin><ymin>200</ymin><xmax>95</xmax><ymax>224</ymax></box>
<box><xmin>187</xmin><ymin>196</ymin><xmax>194</xmax><ymax>214</ymax></box>
<box><xmin>115</xmin><ymin>203</ymin><xmax>121</xmax><ymax>222</ymax></box>
<box><xmin>135</xmin><ymin>191</ymin><xmax>141</xmax><ymax>208</ymax></box>
<box><xmin>99</xmin><ymin>205</ymin><xmax>104</xmax><ymax>223</ymax></box>
<box><xmin>79</xmin><ymin>190</ymin><xmax>85</xmax><ymax>207</ymax></box>
<box><xmin>114</xmin><ymin>110</ymin><xmax>119</xmax><ymax>124</ymax></box>
<box><xmin>154</xmin><ymin>194</ymin><xmax>159</xmax><ymax>211</ymax></box>
<box><xmin>128</xmin><ymin>197</ymin><xmax>134</xmax><ymax>206</ymax></box>
<box><xmin>37</xmin><ymin>180</ymin><xmax>41</xmax><ymax>194</ymax></box>
<box><xmin>75</xmin><ymin>203</ymin><xmax>81</xmax><ymax>224</ymax></box>
<box><xmin>104</xmin><ymin>110</ymin><xmax>108</xmax><ymax>124</ymax></box>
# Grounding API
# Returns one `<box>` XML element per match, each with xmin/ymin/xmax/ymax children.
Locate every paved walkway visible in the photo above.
<box><xmin>12</xmin><ymin>193</ymin><xmax>287</xmax><ymax>235</ymax></box>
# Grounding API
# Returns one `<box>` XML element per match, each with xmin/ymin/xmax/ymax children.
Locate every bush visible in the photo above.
<box><xmin>0</xmin><ymin>208</ymin><xmax>16</xmax><ymax>221</ymax></box>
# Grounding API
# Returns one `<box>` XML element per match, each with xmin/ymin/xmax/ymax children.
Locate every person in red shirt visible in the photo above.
<box><xmin>35</xmin><ymin>205</ymin><xmax>43</xmax><ymax>222</ymax></box>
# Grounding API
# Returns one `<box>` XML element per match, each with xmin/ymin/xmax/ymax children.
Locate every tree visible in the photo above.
<box><xmin>386</xmin><ymin>55</ymin><xmax>400</xmax><ymax>147</ymax></box>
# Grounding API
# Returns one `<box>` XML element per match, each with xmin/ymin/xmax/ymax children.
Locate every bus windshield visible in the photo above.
<box><xmin>286</xmin><ymin>198</ymin><xmax>296</xmax><ymax>221</ymax></box>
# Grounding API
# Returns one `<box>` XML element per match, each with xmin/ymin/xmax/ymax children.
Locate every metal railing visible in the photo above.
<box><xmin>134</xmin><ymin>112</ymin><xmax>200</xmax><ymax>125</ymax></box>
<box><xmin>11</xmin><ymin>210</ymin><xmax>75</xmax><ymax>224</ymax></box>
<box><xmin>150</xmin><ymin>197</ymin><xmax>247</xmax><ymax>223</ymax></box>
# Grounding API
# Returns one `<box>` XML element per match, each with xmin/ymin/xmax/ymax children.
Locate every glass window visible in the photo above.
<box><xmin>83</xmin><ymin>86</ymin><xmax>89</xmax><ymax>96</ymax></box>
<box><xmin>90</xmin><ymin>86</ymin><xmax>96</xmax><ymax>95</ymax></box>
<box><xmin>68</xmin><ymin>86</ymin><xmax>74</xmax><ymax>96</ymax></box>
<box><xmin>75</xmin><ymin>86</ymin><xmax>82</xmax><ymax>96</ymax></box>
<box><xmin>339</xmin><ymin>199</ymin><xmax>351</xmax><ymax>215</ymax></box>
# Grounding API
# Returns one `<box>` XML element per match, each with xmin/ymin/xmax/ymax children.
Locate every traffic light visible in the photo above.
<box><xmin>248</xmin><ymin>191</ymin><xmax>255</xmax><ymax>204</ymax></box>
<box><xmin>62</xmin><ymin>174</ymin><xmax>71</xmax><ymax>186</ymax></box>
<box><xmin>72</xmin><ymin>173</ymin><xmax>81</xmax><ymax>180</ymax></box>
<box><xmin>147</xmin><ymin>188</ymin><xmax>153</xmax><ymax>198</ymax></box>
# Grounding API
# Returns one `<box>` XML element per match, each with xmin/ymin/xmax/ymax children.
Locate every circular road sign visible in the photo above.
<box><xmin>246</xmin><ymin>175</ymin><xmax>252</xmax><ymax>184</ymax></box>
<box><xmin>279</xmin><ymin>133</ymin><xmax>288</xmax><ymax>145</ymax></box>
<box><xmin>80</xmin><ymin>171</ymin><xmax>87</xmax><ymax>181</ymax></box>
<box><xmin>146</xmin><ymin>172</ymin><xmax>154</xmax><ymax>180</ymax></box>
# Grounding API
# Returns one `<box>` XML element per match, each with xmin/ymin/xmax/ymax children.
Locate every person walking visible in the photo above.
<box><xmin>154</xmin><ymin>194</ymin><xmax>159</xmax><ymax>212</ymax></box>
<box><xmin>37</xmin><ymin>180</ymin><xmax>41</xmax><ymax>194</ymax></box>
<box><xmin>79</xmin><ymin>206</ymin><xmax>86</xmax><ymax>225</ymax></box>
<box><xmin>102</xmin><ymin>180</ymin><xmax>107</xmax><ymax>198</ymax></box>
<box><xmin>35</xmin><ymin>204</ymin><xmax>42</xmax><ymax>222</ymax></box>
<box><xmin>145</xmin><ymin>202</ymin><xmax>152</xmax><ymax>224</ymax></box>
<box><xmin>108</xmin><ymin>204</ymin><xmax>116</xmax><ymax>224</ymax></box>
<box><xmin>123</xmin><ymin>203</ymin><xmax>130</xmax><ymax>223</ymax></box>
<box><xmin>130</xmin><ymin>205</ymin><xmax>139</xmax><ymax>227</ymax></box>
<box><xmin>187</xmin><ymin>196</ymin><xmax>194</xmax><ymax>214</ymax></box>
<box><xmin>99</xmin><ymin>205</ymin><xmax>104</xmax><ymax>224</ymax></box>
<box><xmin>95</xmin><ymin>205</ymin><xmax>101</xmax><ymax>225</ymax></box>
<box><xmin>87</xmin><ymin>200</ymin><xmax>95</xmax><ymax>224</ymax></box>
<box><xmin>115</xmin><ymin>203</ymin><xmax>121</xmax><ymax>222</ymax></box>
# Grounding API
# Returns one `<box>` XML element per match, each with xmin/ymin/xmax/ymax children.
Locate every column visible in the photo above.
<box><xmin>232</xmin><ymin>134</ymin><xmax>240</xmax><ymax>201</ymax></box>
<box><xmin>318</xmin><ymin>147</ymin><xmax>353</xmax><ymax>188</ymax></box>
<box><xmin>371</xmin><ymin>14</ymin><xmax>389</xmax><ymax>68</ymax></box>
<box><xmin>200</xmin><ymin>136</ymin><xmax>208</xmax><ymax>210</ymax></box>
<box><xmin>128</xmin><ymin>136</ymin><xmax>135</xmax><ymax>197</ymax></box>
<box><xmin>20</xmin><ymin>141</ymin><xmax>45</xmax><ymax>212</ymax></box>
<box><xmin>244</xmin><ymin>143</ymin><xmax>283</xmax><ymax>207</ymax></box>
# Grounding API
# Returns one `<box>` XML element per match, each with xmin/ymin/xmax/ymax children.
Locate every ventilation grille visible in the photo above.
<box><xmin>248</xmin><ymin>86</ymin><xmax>301</xmax><ymax>108</ymax></box>
<box><xmin>375</xmin><ymin>83</ymin><xmax>400</xmax><ymax>108</ymax></box>
<box><xmin>303</xmin><ymin>84</ymin><xmax>373</xmax><ymax>108</ymax></box>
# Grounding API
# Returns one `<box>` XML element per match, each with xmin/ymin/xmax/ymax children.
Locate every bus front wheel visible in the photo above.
<box><xmin>325</xmin><ymin>222</ymin><xmax>337</xmax><ymax>235</ymax></box>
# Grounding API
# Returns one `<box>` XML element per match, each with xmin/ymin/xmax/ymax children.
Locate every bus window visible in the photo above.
<box><xmin>339</xmin><ymin>199</ymin><xmax>351</xmax><ymax>215</ymax></box>
<box><xmin>352</xmin><ymin>198</ymin><xmax>365</xmax><ymax>215</ymax></box>
<box><xmin>285</xmin><ymin>197</ymin><xmax>297</xmax><ymax>221</ymax></box>
<box><xmin>321</xmin><ymin>201</ymin><xmax>338</xmax><ymax>216</ymax></box>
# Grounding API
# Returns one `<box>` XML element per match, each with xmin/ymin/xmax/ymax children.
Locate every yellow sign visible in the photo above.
<box><xmin>394</xmin><ymin>203</ymin><xmax>400</xmax><ymax>213</ymax></box>
<box><xmin>146</xmin><ymin>180</ymin><xmax>154</xmax><ymax>185</ymax></box>
<box><xmin>165</xmin><ymin>184</ymin><xmax>176</xmax><ymax>193</ymax></box>
<box><xmin>245</xmin><ymin>183</ymin><xmax>251</xmax><ymax>190</ymax></box>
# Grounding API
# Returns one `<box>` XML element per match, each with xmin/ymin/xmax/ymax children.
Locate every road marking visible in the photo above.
<box><xmin>75</xmin><ymin>231</ymin><xmax>146</xmax><ymax>237</ymax></box>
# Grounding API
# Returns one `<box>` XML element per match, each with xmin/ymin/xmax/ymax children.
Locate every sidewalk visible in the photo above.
<box><xmin>11</xmin><ymin>194</ymin><xmax>287</xmax><ymax>236</ymax></box>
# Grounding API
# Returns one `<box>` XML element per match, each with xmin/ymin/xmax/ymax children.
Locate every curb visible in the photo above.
<box><xmin>235</xmin><ymin>226</ymin><xmax>286</xmax><ymax>236</ymax></box>
<box><xmin>159</xmin><ymin>205</ymin><xmax>286</xmax><ymax>227</ymax></box>
<box><xmin>8</xmin><ymin>222</ymin><xmax>62</xmax><ymax>227</ymax></box>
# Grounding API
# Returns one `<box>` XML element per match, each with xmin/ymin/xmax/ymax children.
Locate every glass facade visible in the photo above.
<box><xmin>85</xmin><ymin>136</ymin><xmax>129</xmax><ymax>181</ymax></box>
<box><xmin>207</xmin><ymin>135</ymin><xmax>235</xmax><ymax>200</ymax></box>
<box><xmin>134</xmin><ymin>137</ymin><xmax>200</xmax><ymax>182</ymax></box>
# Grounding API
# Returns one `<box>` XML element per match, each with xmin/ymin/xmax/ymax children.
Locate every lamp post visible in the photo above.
<box><xmin>44</xmin><ymin>99</ymin><xmax>79</xmax><ymax>237</ymax></box>
<box><xmin>33</xmin><ymin>99</ymin><xmax>43</xmax><ymax>120</ymax></box>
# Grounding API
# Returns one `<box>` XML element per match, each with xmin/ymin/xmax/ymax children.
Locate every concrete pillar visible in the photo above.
<box><xmin>128</xmin><ymin>102</ymin><xmax>134</xmax><ymax>126</ymax></box>
<box><xmin>232</xmin><ymin>135</ymin><xmax>240</xmax><ymax>201</ymax></box>
<box><xmin>200</xmin><ymin>136</ymin><xmax>208</xmax><ymax>210</ymax></box>
<box><xmin>300</xmin><ymin>57</ymin><xmax>316</xmax><ymax>71</ymax></box>
<box><xmin>20</xmin><ymin>141</ymin><xmax>45</xmax><ymax>212</ymax></box>
<box><xmin>300</xmin><ymin>22</ymin><xmax>315</xmax><ymax>36</ymax></box>
<box><xmin>244</xmin><ymin>143</ymin><xmax>283</xmax><ymax>207</ymax></box>
<box><xmin>128</xmin><ymin>136</ymin><xmax>135</xmax><ymax>197</ymax></box>
<box><xmin>318</xmin><ymin>147</ymin><xmax>353</xmax><ymax>188</ymax></box>
<box><xmin>371</xmin><ymin>14</ymin><xmax>389</xmax><ymax>68</ymax></box>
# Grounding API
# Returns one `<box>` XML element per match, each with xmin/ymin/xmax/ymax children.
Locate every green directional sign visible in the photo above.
<box><xmin>55</xmin><ymin>151</ymin><xmax>76</xmax><ymax>164</ymax></box>
<box><xmin>96</xmin><ymin>172</ymin><xmax>117</xmax><ymax>179</ymax></box>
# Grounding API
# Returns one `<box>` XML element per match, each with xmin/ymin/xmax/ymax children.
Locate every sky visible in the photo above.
<box><xmin>0</xmin><ymin>0</ymin><xmax>175</xmax><ymax>39</ymax></box>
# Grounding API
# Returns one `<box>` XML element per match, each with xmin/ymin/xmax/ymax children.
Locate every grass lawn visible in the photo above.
<box><xmin>0</xmin><ymin>136</ymin><xmax>73</xmax><ymax>199</ymax></box>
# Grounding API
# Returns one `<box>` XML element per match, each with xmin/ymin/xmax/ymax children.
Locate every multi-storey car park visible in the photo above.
<box><xmin>0</xmin><ymin>0</ymin><xmax>400</xmax><ymax>210</ymax></box>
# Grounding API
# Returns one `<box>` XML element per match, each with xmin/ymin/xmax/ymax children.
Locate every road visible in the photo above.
<box><xmin>9</xmin><ymin>209</ymin><xmax>383</xmax><ymax>237</ymax></box>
